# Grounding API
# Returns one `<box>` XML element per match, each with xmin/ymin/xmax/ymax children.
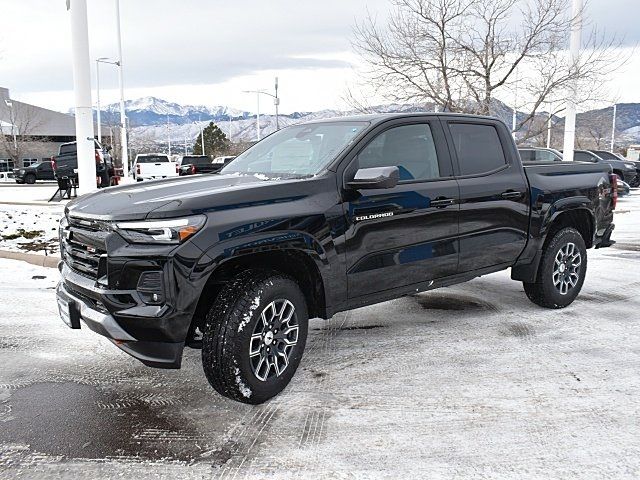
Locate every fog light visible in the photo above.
<box><xmin>137</xmin><ymin>271</ymin><xmax>164</xmax><ymax>305</ymax></box>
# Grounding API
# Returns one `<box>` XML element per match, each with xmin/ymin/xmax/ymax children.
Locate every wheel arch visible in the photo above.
<box><xmin>512</xmin><ymin>205</ymin><xmax>594</xmax><ymax>283</ymax></box>
<box><xmin>187</xmin><ymin>247</ymin><xmax>328</xmax><ymax>346</ymax></box>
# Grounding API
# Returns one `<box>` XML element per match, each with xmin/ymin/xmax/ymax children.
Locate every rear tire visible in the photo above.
<box><xmin>202</xmin><ymin>269</ymin><xmax>308</xmax><ymax>404</ymax></box>
<box><xmin>523</xmin><ymin>227</ymin><xmax>587</xmax><ymax>308</ymax></box>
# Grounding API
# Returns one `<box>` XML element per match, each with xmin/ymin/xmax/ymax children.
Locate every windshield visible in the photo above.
<box><xmin>221</xmin><ymin>121</ymin><xmax>368</xmax><ymax>176</ymax></box>
<box><xmin>182</xmin><ymin>156</ymin><xmax>210</xmax><ymax>165</ymax></box>
<box><xmin>593</xmin><ymin>151</ymin><xmax>621</xmax><ymax>161</ymax></box>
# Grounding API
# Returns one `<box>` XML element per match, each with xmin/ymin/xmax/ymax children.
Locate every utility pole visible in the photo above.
<box><xmin>3</xmin><ymin>100</ymin><xmax>17</xmax><ymax>153</ymax></box>
<box><xmin>562</xmin><ymin>0</ymin><xmax>583</xmax><ymax>162</ymax></box>
<box><xmin>67</xmin><ymin>0</ymin><xmax>97</xmax><ymax>195</ymax></box>
<box><xmin>166</xmin><ymin>115</ymin><xmax>171</xmax><ymax>155</ymax></box>
<box><xmin>547</xmin><ymin>111</ymin><xmax>552</xmax><ymax>148</ymax></box>
<box><xmin>198</xmin><ymin>115</ymin><xmax>205</xmax><ymax>156</ymax></box>
<box><xmin>95</xmin><ymin>59</ymin><xmax>101</xmax><ymax>144</ymax></box>
<box><xmin>274</xmin><ymin>76</ymin><xmax>280</xmax><ymax>130</ymax></box>
<box><xmin>610</xmin><ymin>104</ymin><xmax>617</xmax><ymax>152</ymax></box>
<box><xmin>256</xmin><ymin>92</ymin><xmax>261</xmax><ymax>140</ymax></box>
<box><xmin>96</xmin><ymin>57</ymin><xmax>118</xmax><ymax>145</ymax></box>
<box><xmin>115</xmin><ymin>0</ymin><xmax>130</xmax><ymax>180</ymax></box>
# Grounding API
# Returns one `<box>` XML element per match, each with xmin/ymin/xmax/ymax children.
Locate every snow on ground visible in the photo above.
<box><xmin>0</xmin><ymin>204</ymin><xmax>63</xmax><ymax>254</ymax></box>
<box><xmin>0</xmin><ymin>184</ymin><xmax>66</xmax><ymax>255</ymax></box>
<box><xmin>0</xmin><ymin>191</ymin><xmax>639</xmax><ymax>479</ymax></box>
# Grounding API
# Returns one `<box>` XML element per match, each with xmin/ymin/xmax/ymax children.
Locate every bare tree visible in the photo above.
<box><xmin>351</xmin><ymin>0</ymin><xmax>628</xmax><ymax>143</ymax></box>
<box><xmin>0</xmin><ymin>103</ymin><xmax>46</xmax><ymax>162</ymax></box>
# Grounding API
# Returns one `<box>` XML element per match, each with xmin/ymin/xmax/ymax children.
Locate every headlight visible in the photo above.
<box><xmin>115</xmin><ymin>215</ymin><xmax>206</xmax><ymax>244</ymax></box>
<box><xmin>625</xmin><ymin>163</ymin><xmax>636</xmax><ymax>169</ymax></box>
<box><xmin>19</xmin><ymin>169</ymin><xmax>25</xmax><ymax>174</ymax></box>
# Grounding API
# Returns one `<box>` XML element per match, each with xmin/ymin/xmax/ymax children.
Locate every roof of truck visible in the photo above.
<box><xmin>301</xmin><ymin>112</ymin><xmax>504</xmax><ymax>125</ymax></box>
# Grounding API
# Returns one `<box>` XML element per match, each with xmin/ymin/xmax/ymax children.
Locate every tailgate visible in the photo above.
<box><xmin>140</xmin><ymin>162</ymin><xmax>176</xmax><ymax>177</ymax></box>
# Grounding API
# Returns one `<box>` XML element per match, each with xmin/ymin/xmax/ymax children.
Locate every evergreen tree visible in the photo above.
<box><xmin>193</xmin><ymin>122</ymin><xmax>229</xmax><ymax>156</ymax></box>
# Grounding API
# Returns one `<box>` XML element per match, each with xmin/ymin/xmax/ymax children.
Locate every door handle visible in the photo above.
<box><xmin>431</xmin><ymin>197</ymin><xmax>456</xmax><ymax>208</ymax></box>
<box><xmin>501</xmin><ymin>190</ymin><xmax>522</xmax><ymax>199</ymax></box>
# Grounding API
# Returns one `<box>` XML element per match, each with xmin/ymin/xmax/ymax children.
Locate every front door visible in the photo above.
<box><xmin>342</xmin><ymin>119</ymin><xmax>460</xmax><ymax>298</ymax></box>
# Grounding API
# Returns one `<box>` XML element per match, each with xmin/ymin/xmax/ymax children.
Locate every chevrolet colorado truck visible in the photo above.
<box><xmin>56</xmin><ymin>113</ymin><xmax>616</xmax><ymax>404</ymax></box>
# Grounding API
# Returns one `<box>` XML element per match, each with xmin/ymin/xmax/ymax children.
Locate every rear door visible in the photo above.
<box><xmin>442</xmin><ymin>118</ymin><xmax>530</xmax><ymax>272</ymax></box>
<box><xmin>38</xmin><ymin>161</ymin><xmax>54</xmax><ymax>180</ymax></box>
<box><xmin>342</xmin><ymin>118</ymin><xmax>460</xmax><ymax>298</ymax></box>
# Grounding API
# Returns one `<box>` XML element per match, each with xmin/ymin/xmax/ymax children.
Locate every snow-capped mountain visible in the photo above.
<box><xmin>96</xmin><ymin>96</ymin><xmax>247</xmax><ymax>127</ymax></box>
<box><xmin>86</xmin><ymin>96</ymin><xmax>640</xmax><ymax>153</ymax></box>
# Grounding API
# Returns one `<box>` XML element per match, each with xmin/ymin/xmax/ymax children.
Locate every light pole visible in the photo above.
<box><xmin>3</xmin><ymin>100</ymin><xmax>17</xmax><ymax>153</ymax></box>
<box><xmin>610</xmin><ymin>103</ymin><xmax>617</xmax><ymax>152</ymax></box>
<box><xmin>68</xmin><ymin>0</ymin><xmax>97</xmax><ymax>195</ymax></box>
<box><xmin>95</xmin><ymin>57</ymin><xmax>118</xmax><ymax>144</ymax></box>
<box><xmin>196</xmin><ymin>116</ymin><xmax>205</xmax><ymax>155</ymax></box>
<box><xmin>243</xmin><ymin>78</ymin><xmax>281</xmax><ymax>141</ymax></box>
<box><xmin>166</xmin><ymin>114</ymin><xmax>171</xmax><ymax>155</ymax></box>
<box><xmin>562</xmin><ymin>0</ymin><xmax>583</xmax><ymax>162</ymax></box>
<box><xmin>115</xmin><ymin>0</ymin><xmax>130</xmax><ymax>180</ymax></box>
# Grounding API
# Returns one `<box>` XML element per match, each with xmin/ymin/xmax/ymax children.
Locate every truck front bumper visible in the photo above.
<box><xmin>56</xmin><ymin>262</ymin><xmax>184</xmax><ymax>369</ymax></box>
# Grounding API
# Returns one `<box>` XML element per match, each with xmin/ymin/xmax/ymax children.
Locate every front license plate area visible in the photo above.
<box><xmin>58</xmin><ymin>297</ymin><xmax>81</xmax><ymax>329</ymax></box>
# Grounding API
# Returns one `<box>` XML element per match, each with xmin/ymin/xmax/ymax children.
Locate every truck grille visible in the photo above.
<box><xmin>61</xmin><ymin>217</ymin><xmax>109</xmax><ymax>280</ymax></box>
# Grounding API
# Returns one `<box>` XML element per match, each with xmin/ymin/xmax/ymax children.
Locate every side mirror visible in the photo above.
<box><xmin>347</xmin><ymin>166</ymin><xmax>399</xmax><ymax>190</ymax></box>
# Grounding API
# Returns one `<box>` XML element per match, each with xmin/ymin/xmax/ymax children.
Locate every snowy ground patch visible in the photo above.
<box><xmin>0</xmin><ymin>204</ymin><xmax>64</xmax><ymax>254</ymax></box>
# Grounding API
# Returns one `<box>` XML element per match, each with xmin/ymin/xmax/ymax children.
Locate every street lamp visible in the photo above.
<box><xmin>115</xmin><ymin>0</ymin><xmax>130</xmax><ymax>180</ymax></box>
<box><xmin>3</xmin><ymin>99</ymin><xmax>17</xmax><ymax>152</ymax></box>
<box><xmin>243</xmin><ymin>77</ymin><xmax>281</xmax><ymax>141</ymax></box>
<box><xmin>95</xmin><ymin>57</ymin><xmax>118</xmax><ymax>144</ymax></box>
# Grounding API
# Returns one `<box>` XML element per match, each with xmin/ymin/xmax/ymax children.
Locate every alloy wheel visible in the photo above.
<box><xmin>249</xmin><ymin>299</ymin><xmax>299</xmax><ymax>381</ymax></box>
<box><xmin>552</xmin><ymin>242</ymin><xmax>582</xmax><ymax>295</ymax></box>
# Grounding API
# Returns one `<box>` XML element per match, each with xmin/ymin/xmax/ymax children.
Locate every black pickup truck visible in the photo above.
<box><xmin>13</xmin><ymin>159</ymin><xmax>55</xmax><ymax>184</ymax></box>
<box><xmin>57</xmin><ymin>113</ymin><xmax>616</xmax><ymax>404</ymax></box>
<box><xmin>53</xmin><ymin>140</ymin><xmax>113</xmax><ymax>187</ymax></box>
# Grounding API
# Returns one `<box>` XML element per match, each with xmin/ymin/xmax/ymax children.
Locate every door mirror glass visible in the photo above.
<box><xmin>347</xmin><ymin>166</ymin><xmax>399</xmax><ymax>190</ymax></box>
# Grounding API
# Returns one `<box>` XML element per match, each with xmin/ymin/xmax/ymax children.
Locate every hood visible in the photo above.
<box><xmin>65</xmin><ymin>173</ymin><xmax>312</xmax><ymax>221</ymax></box>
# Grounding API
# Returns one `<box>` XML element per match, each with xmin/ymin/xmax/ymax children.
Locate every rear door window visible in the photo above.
<box><xmin>137</xmin><ymin>156</ymin><xmax>169</xmax><ymax>163</ymax></box>
<box><xmin>59</xmin><ymin>144</ymin><xmax>76</xmax><ymax>155</ymax></box>
<box><xmin>574</xmin><ymin>152</ymin><xmax>595</xmax><ymax>162</ymax></box>
<box><xmin>519</xmin><ymin>150</ymin><xmax>534</xmax><ymax>162</ymax></box>
<box><xmin>449</xmin><ymin>123</ymin><xmax>507</xmax><ymax>176</ymax></box>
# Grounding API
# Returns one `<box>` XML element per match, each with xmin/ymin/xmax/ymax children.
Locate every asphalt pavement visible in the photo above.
<box><xmin>0</xmin><ymin>192</ymin><xmax>639</xmax><ymax>479</ymax></box>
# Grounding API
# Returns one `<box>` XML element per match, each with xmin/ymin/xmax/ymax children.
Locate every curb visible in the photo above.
<box><xmin>0</xmin><ymin>249</ymin><xmax>60</xmax><ymax>269</ymax></box>
<box><xmin>0</xmin><ymin>201</ymin><xmax>68</xmax><ymax>207</ymax></box>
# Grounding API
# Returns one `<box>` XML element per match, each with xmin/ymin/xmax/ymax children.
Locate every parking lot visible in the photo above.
<box><xmin>0</xmin><ymin>190</ymin><xmax>639</xmax><ymax>479</ymax></box>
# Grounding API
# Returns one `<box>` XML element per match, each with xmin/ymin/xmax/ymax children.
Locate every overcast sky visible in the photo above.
<box><xmin>1</xmin><ymin>0</ymin><xmax>638</xmax><ymax>115</ymax></box>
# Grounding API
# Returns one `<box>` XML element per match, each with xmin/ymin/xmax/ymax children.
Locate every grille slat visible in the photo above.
<box><xmin>61</xmin><ymin>218</ymin><xmax>108</xmax><ymax>280</ymax></box>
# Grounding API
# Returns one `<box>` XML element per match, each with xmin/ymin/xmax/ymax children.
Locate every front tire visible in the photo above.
<box><xmin>523</xmin><ymin>227</ymin><xmax>587</xmax><ymax>308</ymax></box>
<box><xmin>202</xmin><ymin>269</ymin><xmax>308</xmax><ymax>404</ymax></box>
<box><xmin>25</xmin><ymin>173</ymin><xmax>36</xmax><ymax>184</ymax></box>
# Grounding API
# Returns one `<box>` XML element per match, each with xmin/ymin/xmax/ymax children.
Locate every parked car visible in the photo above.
<box><xmin>569</xmin><ymin>150</ymin><xmax>637</xmax><ymax>186</ymax></box>
<box><xmin>211</xmin><ymin>155</ymin><xmax>236</xmax><ymax>173</ymax></box>
<box><xmin>590</xmin><ymin>150</ymin><xmax>640</xmax><ymax>187</ymax></box>
<box><xmin>133</xmin><ymin>154</ymin><xmax>178</xmax><ymax>181</ymax></box>
<box><xmin>518</xmin><ymin>147</ymin><xmax>563</xmax><ymax>162</ymax></box>
<box><xmin>53</xmin><ymin>140</ymin><xmax>113</xmax><ymax>187</ymax></box>
<box><xmin>0</xmin><ymin>171</ymin><xmax>14</xmax><ymax>182</ymax></box>
<box><xmin>179</xmin><ymin>155</ymin><xmax>216</xmax><ymax>175</ymax></box>
<box><xmin>13</xmin><ymin>159</ymin><xmax>55</xmax><ymax>184</ymax></box>
<box><xmin>57</xmin><ymin>113</ymin><xmax>616</xmax><ymax>404</ymax></box>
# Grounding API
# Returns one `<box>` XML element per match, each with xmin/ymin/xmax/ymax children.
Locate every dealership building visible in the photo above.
<box><xmin>0</xmin><ymin>87</ymin><xmax>96</xmax><ymax>171</ymax></box>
